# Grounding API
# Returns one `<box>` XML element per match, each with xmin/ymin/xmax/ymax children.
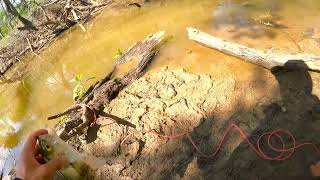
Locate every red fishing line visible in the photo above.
<box><xmin>151</xmin><ymin>123</ymin><xmax>320</xmax><ymax>160</ymax></box>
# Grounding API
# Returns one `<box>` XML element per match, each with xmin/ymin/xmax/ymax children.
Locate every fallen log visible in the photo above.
<box><xmin>187</xmin><ymin>27</ymin><xmax>320</xmax><ymax>71</ymax></box>
<box><xmin>48</xmin><ymin>31</ymin><xmax>165</xmax><ymax>140</ymax></box>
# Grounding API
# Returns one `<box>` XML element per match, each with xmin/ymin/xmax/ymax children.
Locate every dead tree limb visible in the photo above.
<box><xmin>47</xmin><ymin>104</ymin><xmax>82</xmax><ymax>120</ymax></box>
<box><xmin>187</xmin><ymin>27</ymin><xmax>320</xmax><ymax>71</ymax></box>
<box><xmin>2</xmin><ymin>0</ymin><xmax>37</xmax><ymax>31</ymax></box>
<box><xmin>49</xmin><ymin>31</ymin><xmax>165</xmax><ymax>140</ymax></box>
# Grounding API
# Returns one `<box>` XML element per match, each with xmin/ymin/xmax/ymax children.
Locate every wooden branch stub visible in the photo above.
<box><xmin>187</xmin><ymin>27</ymin><xmax>320</xmax><ymax>71</ymax></box>
<box><xmin>116</xmin><ymin>31</ymin><xmax>165</xmax><ymax>64</ymax></box>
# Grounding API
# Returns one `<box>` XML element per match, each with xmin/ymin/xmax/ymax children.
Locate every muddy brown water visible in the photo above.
<box><xmin>1</xmin><ymin>0</ymin><xmax>320</xmax><ymax>178</ymax></box>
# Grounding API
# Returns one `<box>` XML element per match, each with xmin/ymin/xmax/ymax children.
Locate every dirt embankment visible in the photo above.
<box><xmin>82</xmin><ymin>67</ymin><xmax>235</xmax><ymax>179</ymax></box>
<box><xmin>74</xmin><ymin>64</ymin><xmax>320</xmax><ymax>179</ymax></box>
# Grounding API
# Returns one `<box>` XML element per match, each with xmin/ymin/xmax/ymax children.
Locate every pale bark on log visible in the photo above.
<box><xmin>187</xmin><ymin>27</ymin><xmax>320</xmax><ymax>71</ymax></box>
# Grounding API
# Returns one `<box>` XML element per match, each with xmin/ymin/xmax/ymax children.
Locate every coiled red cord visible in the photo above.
<box><xmin>151</xmin><ymin>123</ymin><xmax>320</xmax><ymax>160</ymax></box>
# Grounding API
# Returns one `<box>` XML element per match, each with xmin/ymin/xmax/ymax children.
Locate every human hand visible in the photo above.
<box><xmin>15</xmin><ymin>129</ymin><xmax>68</xmax><ymax>180</ymax></box>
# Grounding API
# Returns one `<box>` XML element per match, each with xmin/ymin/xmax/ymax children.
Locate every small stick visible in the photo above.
<box><xmin>47</xmin><ymin>104</ymin><xmax>82</xmax><ymax>120</ymax></box>
<box><xmin>120</xmin><ymin>132</ymin><xmax>135</xmax><ymax>145</ymax></box>
<box><xmin>25</xmin><ymin>37</ymin><xmax>34</xmax><ymax>52</ymax></box>
<box><xmin>43</xmin><ymin>0</ymin><xmax>60</xmax><ymax>7</ymax></box>
<box><xmin>71</xmin><ymin>9</ymin><xmax>86</xmax><ymax>32</ymax></box>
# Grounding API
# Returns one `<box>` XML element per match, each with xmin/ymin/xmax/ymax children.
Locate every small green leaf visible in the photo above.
<box><xmin>117</xmin><ymin>48</ymin><xmax>123</xmax><ymax>55</ymax></box>
<box><xmin>113</xmin><ymin>48</ymin><xmax>123</xmax><ymax>59</ymax></box>
<box><xmin>75</xmin><ymin>74</ymin><xmax>83</xmax><ymax>82</ymax></box>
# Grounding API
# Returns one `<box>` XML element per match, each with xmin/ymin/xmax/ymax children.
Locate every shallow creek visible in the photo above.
<box><xmin>1</xmin><ymin>0</ymin><xmax>320</xmax><ymax>175</ymax></box>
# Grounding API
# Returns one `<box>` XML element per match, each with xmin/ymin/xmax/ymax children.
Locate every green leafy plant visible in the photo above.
<box><xmin>73</xmin><ymin>84</ymin><xmax>85</xmax><ymax>101</ymax></box>
<box><xmin>17</xmin><ymin>4</ymin><xmax>29</xmax><ymax>17</ymax></box>
<box><xmin>0</xmin><ymin>1</ymin><xmax>37</xmax><ymax>39</ymax></box>
<box><xmin>72</xmin><ymin>74</ymin><xmax>85</xmax><ymax>101</ymax></box>
<box><xmin>72</xmin><ymin>74</ymin><xmax>95</xmax><ymax>101</ymax></box>
<box><xmin>75</xmin><ymin>74</ymin><xmax>83</xmax><ymax>82</ymax></box>
<box><xmin>113</xmin><ymin>48</ymin><xmax>123</xmax><ymax>59</ymax></box>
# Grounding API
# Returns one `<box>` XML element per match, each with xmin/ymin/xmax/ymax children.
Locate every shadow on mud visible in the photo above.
<box><xmin>86</xmin><ymin>61</ymin><xmax>320</xmax><ymax>179</ymax></box>
<box><xmin>203</xmin><ymin>60</ymin><xmax>320</xmax><ymax>179</ymax></box>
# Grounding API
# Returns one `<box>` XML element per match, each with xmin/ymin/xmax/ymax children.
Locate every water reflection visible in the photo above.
<box><xmin>0</xmin><ymin>118</ymin><xmax>21</xmax><ymax>148</ymax></box>
<box><xmin>0</xmin><ymin>142</ymin><xmax>23</xmax><ymax>178</ymax></box>
<box><xmin>213</xmin><ymin>1</ymin><xmax>252</xmax><ymax>29</ymax></box>
<box><xmin>213</xmin><ymin>0</ymin><xmax>287</xmax><ymax>39</ymax></box>
<box><xmin>0</xmin><ymin>117</ymin><xmax>23</xmax><ymax>178</ymax></box>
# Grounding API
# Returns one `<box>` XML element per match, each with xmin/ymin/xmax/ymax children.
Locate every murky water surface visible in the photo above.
<box><xmin>1</xmin><ymin>0</ymin><xmax>320</xmax><ymax>174</ymax></box>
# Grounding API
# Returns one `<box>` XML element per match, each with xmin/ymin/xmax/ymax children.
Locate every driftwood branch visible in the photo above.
<box><xmin>50</xmin><ymin>31</ymin><xmax>165</xmax><ymax>140</ymax></box>
<box><xmin>47</xmin><ymin>104</ymin><xmax>82</xmax><ymax>120</ymax></box>
<box><xmin>187</xmin><ymin>27</ymin><xmax>320</xmax><ymax>71</ymax></box>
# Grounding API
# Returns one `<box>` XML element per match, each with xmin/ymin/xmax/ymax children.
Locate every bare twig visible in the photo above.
<box><xmin>43</xmin><ymin>0</ymin><xmax>60</xmax><ymax>7</ymax></box>
<box><xmin>71</xmin><ymin>9</ymin><xmax>79</xmax><ymax>21</ymax></box>
<box><xmin>26</xmin><ymin>37</ymin><xmax>45</xmax><ymax>60</ymax></box>
<box><xmin>74</xmin><ymin>2</ymin><xmax>111</xmax><ymax>11</ymax></box>
<box><xmin>120</xmin><ymin>132</ymin><xmax>135</xmax><ymax>145</ymax></box>
<box><xmin>65</xmin><ymin>0</ymin><xmax>72</xmax><ymax>10</ymax></box>
<box><xmin>34</xmin><ymin>1</ymin><xmax>51</xmax><ymax>22</ymax></box>
<box><xmin>25</xmin><ymin>37</ymin><xmax>34</xmax><ymax>52</ymax></box>
<box><xmin>71</xmin><ymin>9</ymin><xmax>86</xmax><ymax>31</ymax></box>
<box><xmin>47</xmin><ymin>104</ymin><xmax>82</xmax><ymax>120</ymax></box>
